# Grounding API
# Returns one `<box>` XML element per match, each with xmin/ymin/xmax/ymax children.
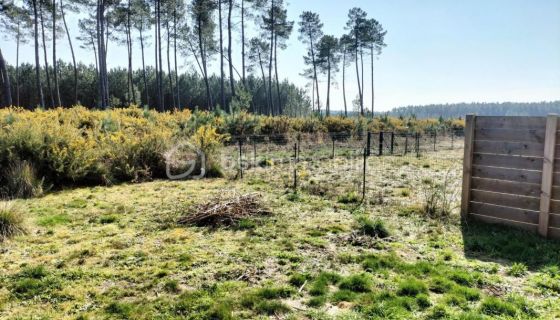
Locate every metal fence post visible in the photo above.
<box><xmin>331</xmin><ymin>137</ymin><xmax>335</xmax><ymax>159</ymax></box>
<box><xmin>451</xmin><ymin>130</ymin><xmax>455</xmax><ymax>149</ymax></box>
<box><xmin>238</xmin><ymin>139</ymin><xmax>243</xmax><ymax>179</ymax></box>
<box><xmin>366</xmin><ymin>132</ymin><xmax>372</xmax><ymax>156</ymax></box>
<box><xmin>433</xmin><ymin>131</ymin><xmax>437</xmax><ymax>151</ymax></box>
<box><xmin>390</xmin><ymin>132</ymin><xmax>395</xmax><ymax>155</ymax></box>
<box><xmin>404</xmin><ymin>134</ymin><xmax>409</xmax><ymax>155</ymax></box>
<box><xmin>293</xmin><ymin>142</ymin><xmax>298</xmax><ymax>191</ymax></box>
<box><xmin>252</xmin><ymin>136</ymin><xmax>257</xmax><ymax>166</ymax></box>
<box><xmin>416</xmin><ymin>133</ymin><xmax>420</xmax><ymax>158</ymax></box>
<box><xmin>378</xmin><ymin>132</ymin><xmax>384</xmax><ymax>156</ymax></box>
<box><xmin>362</xmin><ymin>145</ymin><xmax>367</xmax><ymax>201</ymax></box>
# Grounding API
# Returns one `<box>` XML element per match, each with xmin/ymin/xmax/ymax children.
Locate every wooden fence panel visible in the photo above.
<box><xmin>462</xmin><ymin>114</ymin><xmax>560</xmax><ymax>239</ymax></box>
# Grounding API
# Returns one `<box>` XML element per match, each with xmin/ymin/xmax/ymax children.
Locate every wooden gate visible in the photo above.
<box><xmin>461</xmin><ymin>114</ymin><xmax>560</xmax><ymax>239</ymax></box>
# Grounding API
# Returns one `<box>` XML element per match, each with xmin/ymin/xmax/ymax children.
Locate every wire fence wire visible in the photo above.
<box><xmin>219</xmin><ymin>129</ymin><xmax>464</xmax><ymax>206</ymax></box>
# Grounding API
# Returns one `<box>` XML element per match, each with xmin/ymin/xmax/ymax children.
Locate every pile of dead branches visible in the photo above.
<box><xmin>177</xmin><ymin>192</ymin><xmax>271</xmax><ymax>227</ymax></box>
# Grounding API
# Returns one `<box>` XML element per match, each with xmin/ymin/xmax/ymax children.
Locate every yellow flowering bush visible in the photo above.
<box><xmin>0</xmin><ymin>106</ymin><xmax>460</xmax><ymax>196</ymax></box>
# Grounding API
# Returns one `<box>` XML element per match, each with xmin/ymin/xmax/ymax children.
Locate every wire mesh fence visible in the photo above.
<box><xmin>218</xmin><ymin>129</ymin><xmax>464</xmax><ymax>207</ymax></box>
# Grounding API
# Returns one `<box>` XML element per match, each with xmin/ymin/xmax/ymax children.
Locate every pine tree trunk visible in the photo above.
<box><xmin>166</xmin><ymin>18</ymin><xmax>175</xmax><ymax>109</ymax></box>
<box><xmin>0</xmin><ymin>48</ymin><xmax>13</xmax><ymax>107</ymax></box>
<box><xmin>32</xmin><ymin>0</ymin><xmax>44</xmax><ymax>109</ymax></box>
<box><xmin>173</xmin><ymin>8</ymin><xmax>180</xmax><ymax>109</ymax></box>
<box><xmin>267</xmin><ymin>0</ymin><xmax>274</xmax><ymax>115</ymax></box>
<box><xmin>371</xmin><ymin>45</ymin><xmax>374</xmax><ymax>118</ymax></box>
<box><xmin>139</xmin><ymin>23</ymin><xmax>149</xmax><ymax>107</ymax></box>
<box><xmin>241</xmin><ymin>0</ymin><xmax>246</xmax><ymax>86</ymax></box>
<box><xmin>60</xmin><ymin>0</ymin><xmax>77</xmax><ymax>105</ymax></box>
<box><xmin>258</xmin><ymin>50</ymin><xmax>268</xmax><ymax>115</ymax></box>
<box><xmin>354</xmin><ymin>33</ymin><xmax>362</xmax><ymax>116</ymax></box>
<box><xmin>360</xmin><ymin>48</ymin><xmax>364</xmax><ymax>115</ymax></box>
<box><xmin>40</xmin><ymin>3</ymin><xmax>54</xmax><ymax>108</ymax></box>
<box><xmin>310</xmin><ymin>35</ymin><xmax>320</xmax><ymax>114</ymax></box>
<box><xmin>227</xmin><ymin>0</ymin><xmax>235</xmax><ymax>109</ymax></box>
<box><xmin>154</xmin><ymin>1</ymin><xmax>160</xmax><ymax>110</ymax></box>
<box><xmin>52</xmin><ymin>1</ymin><xmax>62</xmax><ymax>107</ymax></box>
<box><xmin>127</xmin><ymin>0</ymin><xmax>135</xmax><ymax>105</ymax></box>
<box><xmin>126</xmin><ymin>26</ymin><xmax>132</xmax><ymax>105</ymax></box>
<box><xmin>157</xmin><ymin>0</ymin><xmax>164</xmax><ymax>110</ymax></box>
<box><xmin>218</xmin><ymin>0</ymin><xmax>225</xmax><ymax>110</ymax></box>
<box><xmin>326</xmin><ymin>55</ymin><xmax>331</xmax><ymax>116</ymax></box>
<box><xmin>198</xmin><ymin>17</ymin><xmax>212</xmax><ymax>110</ymax></box>
<box><xmin>15</xmin><ymin>22</ymin><xmax>20</xmax><ymax>106</ymax></box>
<box><xmin>342</xmin><ymin>47</ymin><xmax>347</xmax><ymax>117</ymax></box>
<box><xmin>274</xmin><ymin>34</ymin><xmax>281</xmax><ymax>115</ymax></box>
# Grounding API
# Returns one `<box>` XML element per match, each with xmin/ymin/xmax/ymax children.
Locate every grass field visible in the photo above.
<box><xmin>1</xmin><ymin>148</ymin><xmax>560</xmax><ymax>319</ymax></box>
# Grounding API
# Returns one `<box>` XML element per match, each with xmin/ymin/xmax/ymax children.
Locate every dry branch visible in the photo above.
<box><xmin>177</xmin><ymin>192</ymin><xmax>271</xmax><ymax>226</ymax></box>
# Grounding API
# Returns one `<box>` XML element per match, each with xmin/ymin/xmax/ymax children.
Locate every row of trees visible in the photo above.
<box><xmin>0</xmin><ymin>0</ymin><xmax>387</xmax><ymax>115</ymax></box>
<box><xmin>4</xmin><ymin>61</ymin><xmax>311</xmax><ymax>114</ymax></box>
<box><xmin>388</xmin><ymin>101</ymin><xmax>560</xmax><ymax>119</ymax></box>
<box><xmin>299</xmin><ymin>9</ymin><xmax>386</xmax><ymax>117</ymax></box>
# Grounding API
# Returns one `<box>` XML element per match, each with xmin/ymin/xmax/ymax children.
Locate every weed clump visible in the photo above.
<box><xmin>339</xmin><ymin>273</ymin><xmax>373</xmax><ymax>293</ymax></box>
<box><xmin>397</xmin><ymin>278</ymin><xmax>428</xmax><ymax>296</ymax></box>
<box><xmin>507</xmin><ymin>262</ymin><xmax>528</xmax><ymax>277</ymax></box>
<box><xmin>337</xmin><ymin>191</ymin><xmax>360</xmax><ymax>204</ymax></box>
<box><xmin>0</xmin><ymin>203</ymin><xmax>26</xmax><ymax>242</ymax></box>
<box><xmin>479</xmin><ymin>297</ymin><xmax>517</xmax><ymax>317</ymax></box>
<box><xmin>2</xmin><ymin>160</ymin><xmax>44</xmax><ymax>198</ymax></box>
<box><xmin>357</xmin><ymin>216</ymin><xmax>390</xmax><ymax>238</ymax></box>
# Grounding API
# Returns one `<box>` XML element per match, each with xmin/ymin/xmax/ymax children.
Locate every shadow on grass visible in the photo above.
<box><xmin>462</xmin><ymin>219</ymin><xmax>560</xmax><ymax>270</ymax></box>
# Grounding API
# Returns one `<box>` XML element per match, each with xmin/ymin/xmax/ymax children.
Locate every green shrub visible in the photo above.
<box><xmin>0</xmin><ymin>203</ymin><xmax>26</xmax><ymax>242</ymax></box>
<box><xmin>357</xmin><ymin>216</ymin><xmax>390</xmax><ymax>238</ymax></box>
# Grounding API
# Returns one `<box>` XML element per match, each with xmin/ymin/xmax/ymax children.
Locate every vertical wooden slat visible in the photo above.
<box><xmin>538</xmin><ymin>114</ymin><xmax>558</xmax><ymax>237</ymax></box>
<box><xmin>461</xmin><ymin>114</ymin><xmax>476</xmax><ymax>219</ymax></box>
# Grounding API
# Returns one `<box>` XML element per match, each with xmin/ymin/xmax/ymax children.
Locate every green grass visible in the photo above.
<box><xmin>0</xmin><ymin>148</ymin><xmax>558</xmax><ymax>318</ymax></box>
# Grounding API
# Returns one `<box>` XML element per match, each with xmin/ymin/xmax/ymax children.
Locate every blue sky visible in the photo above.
<box><xmin>2</xmin><ymin>0</ymin><xmax>560</xmax><ymax>111</ymax></box>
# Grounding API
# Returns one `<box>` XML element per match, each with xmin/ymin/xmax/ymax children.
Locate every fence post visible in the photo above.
<box><xmin>415</xmin><ymin>133</ymin><xmax>420</xmax><ymax>158</ymax></box>
<box><xmin>331</xmin><ymin>137</ymin><xmax>335</xmax><ymax>159</ymax></box>
<box><xmin>451</xmin><ymin>130</ymin><xmax>454</xmax><ymax>149</ymax></box>
<box><xmin>252</xmin><ymin>136</ymin><xmax>257</xmax><ymax>166</ymax></box>
<box><xmin>366</xmin><ymin>132</ymin><xmax>372</xmax><ymax>156</ymax></box>
<box><xmin>538</xmin><ymin>114</ymin><xmax>558</xmax><ymax>237</ymax></box>
<box><xmin>378</xmin><ymin>132</ymin><xmax>384</xmax><ymax>156</ymax></box>
<box><xmin>297</xmin><ymin>134</ymin><xmax>301</xmax><ymax>162</ymax></box>
<box><xmin>433</xmin><ymin>131</ymin><xmax>437</xmax><ymax>151</ymax></box>
<box><xmin>293</xmin><ymin>142</ymin><xmax>298</xmax><ymax>191</ymax></box>
<box><xmin>362</xmin><ymin>146</ymin><xmax>367</xmax><ymax>201</ymax></box>
<box><xmin>238</xmin><ymin>139</ymin><xmax>244</xmax><ymax>179</ymax></box>
<box><xmin>460</xmin><ymin>115</ymin><xmax>476</xmax><ymax>220</ymax></box>
<box><xmin>404</xmin><ymin>134</ymin><xmax>409</xmax><ymax>155</ymax></box>
<box><xmin>390</xmin><ymin>132</ymin><xmax>395</xmax><ymax>155</ymax></box>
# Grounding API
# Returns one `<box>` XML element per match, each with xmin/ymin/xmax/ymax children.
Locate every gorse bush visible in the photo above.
<box><xmin>0</xmin><ymin>203</ymin><xmax>26</xmax><ymax>242</ymax></box>
<box><xmin>0</xmin><ymin>106</ymin><xmax>463</xmax><ymax>197</ymax></box>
